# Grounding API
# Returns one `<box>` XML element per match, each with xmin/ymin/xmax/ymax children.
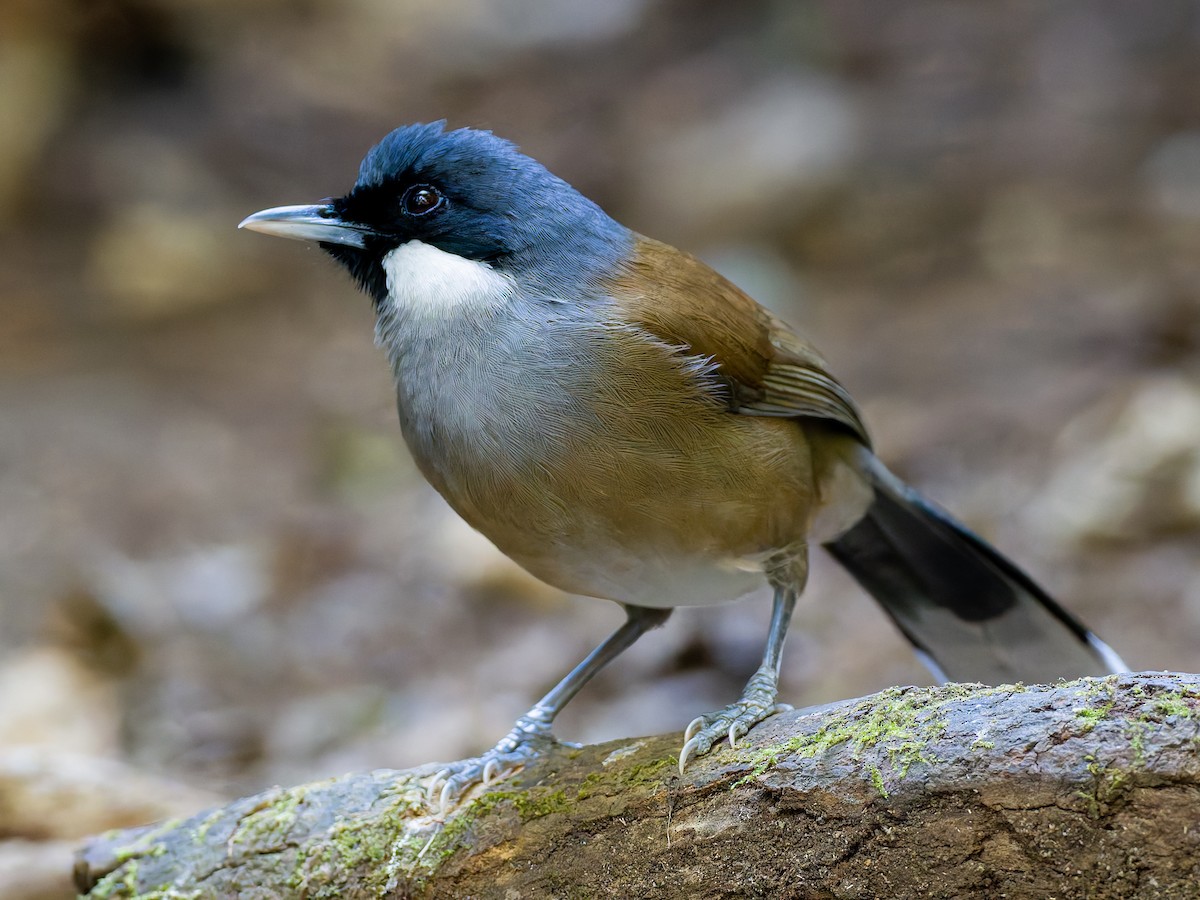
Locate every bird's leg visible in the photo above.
<box><xmin>678</xmin><ymin>582</ymin><xmax>798</xmax><ymax>773</ymax></box>
<box><xmin>428</xmin><ymin>604</ymin><xmax>671</xmax><ymax>812</ymax></box>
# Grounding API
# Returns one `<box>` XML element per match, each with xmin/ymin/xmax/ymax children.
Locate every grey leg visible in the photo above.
<box><xmin>430</xmin><ymin>604</ymin><xmax>671</xmax><ymax>810</ymax></box>
<box><xmin>678</xmin><ymin>583</ymin><xmax>798</xmax><ymax>773</ymax></box>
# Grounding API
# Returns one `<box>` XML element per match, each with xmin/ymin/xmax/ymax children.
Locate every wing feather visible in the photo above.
<box><xmin>609</xmin><ymin>236</ymin><xmax>870</xmax><ymax>446</ymax></box>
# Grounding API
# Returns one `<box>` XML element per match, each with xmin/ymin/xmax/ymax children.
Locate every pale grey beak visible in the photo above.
<box><xmin>238</xmin><ymin>204</ymin><xmax>372</xmax><ymax>248</ymax></box>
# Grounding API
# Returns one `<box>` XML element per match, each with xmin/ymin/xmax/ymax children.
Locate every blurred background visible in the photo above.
<box><xmin>3</xmin><ymin>0</ymin><xmax>1200</xmax><ymax>893</ymax></box>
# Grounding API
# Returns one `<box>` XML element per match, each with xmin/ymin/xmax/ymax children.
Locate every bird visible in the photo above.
<box><xmin>240</xmin><ymin>121</ymin><xmax>1126</xmax><ymax>807</ymax></box>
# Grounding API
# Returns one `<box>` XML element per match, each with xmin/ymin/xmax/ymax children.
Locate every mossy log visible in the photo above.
<box><xmin>76</xmin><ymin>672</ymin><xmax>1200</xmax><ymax>899</ymax></box>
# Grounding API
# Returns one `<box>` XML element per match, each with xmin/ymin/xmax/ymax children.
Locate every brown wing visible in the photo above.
<box><xmin>610</xmin><ymin>236</ymin><xmax>871</xmax><ymax>447</ymax></box>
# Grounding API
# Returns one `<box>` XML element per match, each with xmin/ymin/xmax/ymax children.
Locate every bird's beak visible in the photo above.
<box><xmin>238</xmin><ymin>203</ymin><xmax>373</xmax><ymax>248</ymax></box>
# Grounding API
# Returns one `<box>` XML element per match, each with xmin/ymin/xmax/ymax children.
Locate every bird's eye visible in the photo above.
<box><xmin>401</xmin><ymin>184</ymin><xmax>444</xmax><ymax>216</ymax></box>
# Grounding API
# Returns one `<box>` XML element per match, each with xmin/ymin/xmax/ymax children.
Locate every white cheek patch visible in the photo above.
<box><xmin>382</xmin><ymin>240</ymin><xmax>513</xmax><ymax>317</ymax></box>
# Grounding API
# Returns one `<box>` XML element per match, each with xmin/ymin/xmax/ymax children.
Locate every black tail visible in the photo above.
<box><xmin>824</xmin><ymin>458</ymin><xmax>1126</xmax><ymax>684</ymax></box>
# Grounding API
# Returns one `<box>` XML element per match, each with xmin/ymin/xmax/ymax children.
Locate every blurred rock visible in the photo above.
<box><xmin>318</xmin><ymin>421</ymin><xmax>417</xmax><ymax>503</ymax></box>
<box><xmin>0</xmin><ymin>647</ymin><xmax>119</xmax><ymax>757</ymax></box>
<box><xmin>264</xmin><ymin>685</ymin><xmax>386</xmax><ymax>766</ymax></box>
<box><xmin>1035</xmin><ymin>378</ymin><xmax>1200</xmax><ymax>545</ymax></box>
<box><xmin>0</xmin><ymin>747</ymin><xmax>219</xmax><ymax>900</ymax></box>
<box><xmin>977</xmin><ymin>187</ymin><xmax>1069</xmax><ymax>279</ymax></box>
<box><xmin>0</xmin><ymin>706</ymin><xmax>219</xmax><ymax>899</ymax></box>
<box><xmin>48</xmin><ymin>588</ymin><xmax>142</xmax><ymax>679</ymax></box>
<box><xmin>700</xmin><ymin>243</ymin><xmax>809</xmax><ymax>317</ymax></box>
<box><xmin>0</xmin><ymin>839</ymin><xmax>75</xmax><ymax>900</ymax></box>
<box><xmin>85</xmin><ymin>202</ymin><xmax>263</xmax><ymax>321</ymax></box>
<box><xmin>575</xmin><ymin>670</ymin><xmax>727</xmax><ymax>745</ymax></box>
<box><xmin>1143</xmin><ymin>130</ymin><xmax>1200</xmax><ymax>221</ymax></box>
<box><xmin>429</xmin><ymin>510</ymin><xmax>564</xmax><ymax>608</ymax></box>
<box><xmin>0</xmin><ymin>748</ymin><xmax>217</xmax><ymax>840</ymax></box>
<box><xmin>443</xmin><ymin>0</ymin><xmax>649</xmax><ymax>51</ymax></box>
<box><xmin>633</xmin><ymin>74</ymin><xmax>860</xmax><ymax>236</ymax></box>
<box><xmin>0</xmin><ymin>29</ymin><xmax>74</xmax><ymax>216</ymax></box>
<box><xmin>91</xmin><ymin>543</ymin><xmax>270</xmax><ymax>635</ymax></box>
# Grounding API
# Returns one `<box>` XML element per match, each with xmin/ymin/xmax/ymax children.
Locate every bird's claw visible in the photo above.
<box><xmin>676</xmin><ymin>736</ymin><xmax>693</xmax><ymax>772</ymax></box>
<box><xmin>426</xmin><ymin>754</ymin><xmax>526</xmax><ymax>814</ymax></box>
<box><xmin>424</xmin><ymin>716</ymin><xmax>558</xmax><ymax>814</ymax></box>
<box><xmin>676</xmin><ymin>688</ymin><xmax>789</xmax><ymax>775</ymax></box>
<box><xmin>481</xmin><ymin>757</ymin><xmax>502</xmax><ymax>785</ymax></box>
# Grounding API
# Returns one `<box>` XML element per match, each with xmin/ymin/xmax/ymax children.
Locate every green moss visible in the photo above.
<box><xmin>330</xmin><ymin>815</ymin><xmax>389</xmax><ymax>865</ymax></box>
<box><xmin>971</xmin><ymin>739</ymin><xmax>995</xmax><ymax>750</ymax></box>
<box><xmin>1151</xmin><ymin>695</ymin><xmax>1194</xmax><ymax>718</ymax></box>
<box><xmin>1077</xmin><ymin>754</ymin><xmax>1132</xmax><ymax>819</ymax></box>
<box><xmin>87</xmin><ymin>871</ymin><xmax>200</xmax><ymax>900</ymax></box>
<box><xmin>1074</xmin><ymin>703</ymin><xmax>1114</xmax><ymax>732</ymax></box>
<box><xmin>732</xmin><ymin>685</ymin><xmax>954</xmax><ymax>794</ymax></box>
<box><xmin>1072</xmin><ymin>678</ymin><xmax>1120</xmax><ymax>734</ymax></box>
<box><xmin>311</xmin><ymin>779</ymin><xmax>579</xmax><ymax>896</ymax></box>
<box><xmin>576</xmin><ymin>754</ymin><xmax>675</xmax><ymax>801</ymax></box>
<box><xmin>1070</xmin><ymin>681</ymin><xmax>1200</xmax><ymax>819</ymax></box>
<box><xmin>1128</xmin><ymin>723</ymin><xmax>1149</xmax><ymax>766</ymax></box>
<box><xmin>1077</xmin><ymin>676</ymin><xmax>1120</xmax><ymax>699</ymax></box>
<box><xmin>620</xmin><ymin>755</ymin><xmax>676</xmax><ymax>786</ymax></box>
<box><xmin>575</xmin><ymin>772</ymin><xmax>604</xmax><ymax>799</ymax></box>
<box><xmin>86</xmin><ymin>856</ymin><xmax>140</xmax><ymax>900</ymax></box>
<box><xmin>389</xmin><ymin>790</ymin><xmax>513</xmax><ymax>890</ymax></box>
<box><xmin>85</xmin><ymin>819</ymin><xmax>186</xmax><ymax>900</ymax></box>
<box><xmin>290</xmin><ymin>780</ymin><xmax>427</xmax><ymax>897</ymax></box>
<box><xmin>86</xmin><ymin>861</ymin><xmax>196</xmax><ymax>899</ymax></box>
<box><xmin>192</xmin><ymin>807</ymin><xmax>226</xmax><ymax>842</ymax></box>
<box><xmin>1142</xmin><ymin>683</ymin><xmax>1199</xmax><ymax>721</ymax></box>
<box><xmin>512</xmin><ymin>788</ymin><xmax>569</xmax><ymax>819</ymax></box>
<box><xmin>865</xmin><ymin>762</ymin><xmax>888</xmax><ymax>798</ymax></box>
<box><xmin>229</xmin><ymin>789</ymin><xmax>305</xmax><ymax>848</ymax></box>
<box><xmin>1117</xmin><ymin>683</ymin><xmax>1200</xmax><ymax>768</ymax></box>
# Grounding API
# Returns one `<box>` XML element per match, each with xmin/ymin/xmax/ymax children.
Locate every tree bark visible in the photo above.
<box><xmin>76</xmin><ymin>672</ymin><xmax>1200</xmax><ymax>899</ymax></box>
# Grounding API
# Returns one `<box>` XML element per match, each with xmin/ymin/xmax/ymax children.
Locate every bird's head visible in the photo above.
<box><xmin>240</xmin><ymin>121</ymin><xmax>628</xmax><ymax>305</ymax></box>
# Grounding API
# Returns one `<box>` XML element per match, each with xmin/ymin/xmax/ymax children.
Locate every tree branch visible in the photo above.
<box><xmin>76</xmin><ymin>673</ymin><xmax>1200</xmax><ymax>899</ymax></box>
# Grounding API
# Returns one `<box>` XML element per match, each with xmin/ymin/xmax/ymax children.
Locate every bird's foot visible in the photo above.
<box><xmin>426</xmin><ymin>715</ymin><xmax>563</xmax><ymax>814</ymax></box>
<box><xmin>678</xmin><ymin>666</ymin><xmax>792</xmax><ymax>774</ymax></box>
